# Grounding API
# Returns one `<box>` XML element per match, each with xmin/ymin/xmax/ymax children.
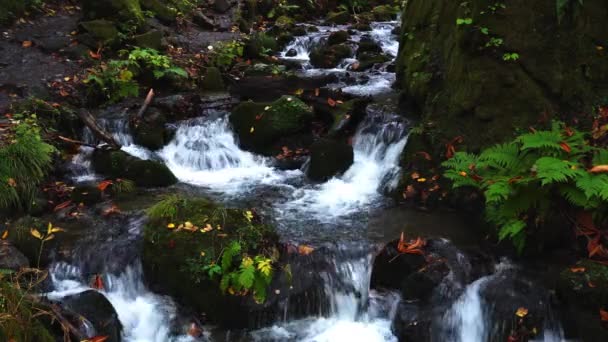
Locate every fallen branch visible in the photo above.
<box><xmin>76</xmin><ymin>109</ymin><xmax>121</xmax><ymax>150</ymax></box>
<box><xmin>57</xmin><ymin>135</ymin><xmax>98</xmax><ymax>148</ymax></box>
<box><xmin>134</xmin><ymin>88</ymin><xmax>155</xmax><ymax>123</ymax></box>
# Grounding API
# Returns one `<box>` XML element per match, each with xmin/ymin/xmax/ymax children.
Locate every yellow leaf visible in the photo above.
<box><xmin>1</xmin><ymin>230</ymin><xmax>8</xmax><ymax>240</ymax></box>
<box><xmin>30</xmin><ymin>228</ymin><xmax>42</xmax><ymax>240</ymax></box>
<box><xmin>459</xmin><ymin>171</ymin><xmax>467</xmax><ymax>177</ymax></box>
<box><xmin>244</xmin><ymin>210</ymin><xmax>254</xmax><ymax>222</ymax></box>
<box><xmin>47</xmin><ymin>222</ymin><xmax>53</xmax><ymax>235</ymax></box>
<box><xmin>250</xmin><ymin>127</ymin><xmax>255</xmax><ymax>133</ymax></box>
<box><xmin>294</xmin><ymin>88</ymin><xmax>304</xmax><ymax>95</ymax></box>
<box><xmin>22</xmin><ymin>40</ymin><xmax>32</xmax><ymax>48</ymax></box>
<box><xmin>44</xmin><ymin>234</ymin><xmax>55</xmax><ymax>242</ymax></box>
<box><xmin>7</xmin><ymin>178</ymin><xmax>16</xmax><ymax>187</ymax></box>
<box><xmin>242</xmin><ymin>256</ymin><xmax>254</xmax><ymax>268</ymax></box>
<box><xmin>264</xmin><ymin>106</ymin><xmax>271</xmax><ymax>111</ymax></box>
<box><xmin>417</xmin><ymin>178</ymin><xmax>427</xmax><ymax>183</ymax></box>
<box><xmin>49</xmin><ymin>227</ymin><xmax>65</xmax><ymax>234</ymax></box>
<box><xmin>515</xmin><ymin>307</ymin><xmax>528</xmax><ymax>318</ymax></box>
<box><xmin>167</xmin><ymin>223</ymin><xmax>176</xmax><ymax>229</ymax></box>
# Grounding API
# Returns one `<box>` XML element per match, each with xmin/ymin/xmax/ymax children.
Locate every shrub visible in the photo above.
<box><xmin>443</xmin><ymin>121</ymin><xmax>608</xmax><ymax>252</ymax></box>
<box><xmin>0</xmin><ymin>116</ymin><xmax>55</xmax><ymax>213</ymax></box>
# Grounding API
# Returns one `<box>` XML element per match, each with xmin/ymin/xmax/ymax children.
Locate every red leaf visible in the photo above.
<box><xmin>97</xmin><ymin>180</ymin><xmax>113</xmax><ymax>192</ymax></box>
<box><xmin>53</xmin><ymin>200</ymin><xmax>72</xmax><ymax>212</ymax></box>
<box><xmin>88</xmin><ymin>336</ymin><xmax>109</xmax><ymax>342</ymax></box>
<box><xmin>92</xmin><ymin>274</ymin><xmax>104</xmax><ymax>290</ymax></box>
<box><xmin>327</xmin><ymin>98</ymin><xmax>337</xmax><ymax>107</ymax></box>
<box><xmin>564</xmin><ymin>126</ymin><xmax>574</xmax><ymax>137</ymax></box>
<box><xmin>415</xmin><ymin>151</ymin><xmax>432</xmax><ymax>161</ymax></box>
<box><xmin>559</xmin><ymin>141</ymin><xmax>571</xmax><ymax>153</ymax></box>
<box><xmin>600</xmin><ymin>309</ymin><xmax>608</xmax><ymax>322</ymax></box>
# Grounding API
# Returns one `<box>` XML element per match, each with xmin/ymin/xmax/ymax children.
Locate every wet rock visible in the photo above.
<box><xmin>71</xmin><ymin>185</ymin><xmax>103</xmax><ymax>205</ymax></box>
<box><xmin>307</xmin><ymin>26</ymin><xmax>319</xmax><ymax>33</ymax></box>
<box><xmin>357</xmin><ymin>37</ymin><xmax>383</xmax><ymax>56</ymax></box>
<box><xmin>213</xmin><ymin>0</ymin><xmax>232</xmax><ymax>13</ymax></box>
<box><xmin>154</xmin><ymin>93</ymin><xmax>201</xmax><ymax>119</ymax></box>
<box><xmin>292</xmin><ymin>26</ymin><xmax>308</xmax><ymax>36</ymax></box>
<box><xmin>244</xmin><ymin>32</ymin><xmax>278</xmax><ymax>59</ymax></box>
<box><xmin>327</xmin><ymin>30</ymin><xmax>349</xmax><ymax>46</ymax></box>
<box><xmin>275</xmin><ymin>15</ymin><xmax>295</xmax><ymax>30</ymax></box>
<box><xmin>201</xmin><ymin>67</ymin><xmax>225</xmax><ymax>92</ymax></box>
<box><xmin>231</xmin><ymin>73</ymin><xmax>337</xmax><ymax>102</ymax></box>
<box><xmin>133</xmin><ymin>30</ymin><xmax>163</xmax><ymax>50</ymax></box>
<box><xmin>310</xmin><ymin>43</ymin><xmax>352</xmax><ymax>69</ymax></box>
<box><xmin>92</xmin><ymin>150</ymin><xmax>177</xmax><ymax>187</ymax></box>
<box><xmin>326</xmin><ymin>11</ymin><xmax>351</xmax><ymax>24</ymax></box>
<box><xmin>372</xmin><ymin>5</ymin><xmax>399</xmax><ymax>21</ymax></box>
<box><xmin>81</xmin><ymin>0</ymin><xmax>144</xmax><ymax>23</ymax></box>
<box><xmin>79</xmin><ymin>19</ymin><xmax>119</xmax><ymax>43</ymax></box>
<box><xmin>61</xmin><ymin>290</ymin><xmax>122</xmax><ymax>342</ymax></box>
<box><xmin>0</xmin><ymin>241</ymin><xmax>29</xmax><ymax>271</ymax></box>
<box><xmin>193</xmin><ymin>10</ymin><xmax>215</xmax><ymax>29</ymax></box>
<box><xmin>141</xmin><ymin>0</ymin><xmax>178</xmax><ymax>23</ymax></box>
<box><xmin>355</xmin><ymin>52</ymin><xmax>391</xmax><ymax>71</ymax></box>
<box><xmin>286</xmin><ymin>48</ymin><xmax>298</xmax><ymax>57</ymax></box>
<box><xmin>132</xmin><ymin>107</ymin><xmax>168</xmax><ymax>150</ymax></box>
<box><xmin>230</xmin><ymin>95</ymin><xmax>313</xmax><ymax>154</ymax></box>
<box><xmin>307</xmin><ymin>139</ymin><xmax>354</xmax><ymax>181</ymax></box>
<box><xmin>370</xmin><ymin>239</ymin><xmax>427</xmax><ymax>292</ymax></box>
<box><xmin>351</xmin><ymin>23</ymin><xmax>372</xmax><ymax>31</ymax></box>
<box><xmin>557</xmin><ymin>260</ymin><xmax>608</xmax><ymax>341</ymax></box>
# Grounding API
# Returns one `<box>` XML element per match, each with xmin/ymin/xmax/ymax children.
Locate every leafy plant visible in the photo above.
<box><xmin>556</xmin><ymin>0</ymin><xmax>584</xmax><ymax>24</ymax></box>
<box><xmin>503</xmin><ymin>52</ymin><xmax>520</xmax><ymax>61</ymax></box>
<box><xmin>84</xmin><ymin>59</ymin><xmax>139</xmax><ymax>103</ymax></box>
<box><xmin>0</xmin><ymin>116</ymin><xmax>55</xmax><ymax>212</ymax></box>
<box><xmin>268</xmin><ymin>0</ymin><xmax>300</xmax><ymax>18</ymax></box>
<box><xmin>124</xmin><ymin>47</ymin><xmax>187</xmax><ymax>79</ymax></box>
<box><xmin>208</xmin><ymin>40</ymin><xmax>244</xmax><ymax>70</ymax></box>
<box><xmin>456</xmin><ymin>18</ymin><xmax>473</xmax><ymax>25</ymax></box>
<box><xmin>443</xmin><ymin>121</ymin><xmax>608</xmax><ymax>252</ymax></box>
<box><xmin>30</xmin><ymin>222</ymin><xmax>64</xmax><ymax>268</ymax></box>
<box><xmin>485</xmin><ymin>37</ymin><xmax>503</xmax><ymax>48</ymax></box>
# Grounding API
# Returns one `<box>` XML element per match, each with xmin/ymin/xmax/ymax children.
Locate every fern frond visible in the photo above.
<box><xmin>517</xmin><ymin>130</ymin><xmax>562</xmax><ymax>152</ymax></box>
<box><xmin>558</xmin><ymin>184</ymin><xmax>590</xmax><ymax>207</ymax></box>
<box><xmin>534</xmin><ymin>157</ymin><xmax>582</xmax><ymax>185</ymax></box>
<box><xmin>593</xmin><ymin>149</ymin><xmax>608</xmax><ymax>165</ymax></box>
<box><xmin>478</xmin><ymin>142</ymin><xmax>521</xmax><ymax>170</ymax></box>
<box><xmin>483</xmin><ymin>179</ymin><xmax>511</xmax><ymax>204</ymax></box>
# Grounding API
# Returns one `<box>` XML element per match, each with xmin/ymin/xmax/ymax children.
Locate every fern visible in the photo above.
<box><xmin>517</xmin><ymin>130</ymin><xmax>562</xmax><ymax>152</ymax></box>
<box><xmin>534</xmin><ymin>157</ymin><xmax>581</xmax><ymax>185</ymax></box>
<box><xmin>221</xmin><ymin>241</ymin><xmax>242</xmax><ymax>271</ymax></box>
<box><xmin>478</xmin><ymin>142</ymin><xmax>521</xmax><ymax>170</ymax></box>
<box><xmin>483</xmin><ymin>179</ymin><xmax>511</xmax><ymax>204</ymax></box>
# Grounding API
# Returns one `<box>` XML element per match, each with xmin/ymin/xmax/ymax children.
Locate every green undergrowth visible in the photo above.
<box><xmin>145</xmin><ymin>195</ymin><xmax>281</xmax><ymax>303</ymax></box>
<box><xmin>0</xmin><ymin>115</ymin><xmax>55</xmax><ymax>214</ymax></box>
<box><xmin>443</xmin><ymin>121</ymin><xmax>608</xmax><ymax>252</ymax></box>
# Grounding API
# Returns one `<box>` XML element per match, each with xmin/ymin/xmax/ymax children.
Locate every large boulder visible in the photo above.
<box><xmin>61</xmin><ymin>290</ymin><xmax>122</xmax><ymax>342</ymax></box>
<box><xmin>326</xmin><ymin>11</ymin><xmax>351</xmax><ymax>24</ymax></box>
<box><xmin>371</xmin><ymin>5</ymin><xmax>399</xmax><ymax>21</ymax></box>
<box><xmin>310</xmin><ymin>43</ymin><xmax>352</xmax><ymax>69</ymax></box>
<box><xmin>307</xmin><ymin>139</ymin><xmax>354</xmax><ymax>181</ymax></box>
<box><xmin>132</xmin><ymin>107</ymin><xmax>169</xmax><ymax>150</ymax></box>
<box><xmin>92</xmin><ymin>150</ymin><xmax>177</xmax><ymax>187</ymax></box>
<box><xmin>0</xmin><ymin>241</ymin><xmax>29</xmax><ymax>271</ymax></box>
<box><xmin>230</xmin><ymin>95</ymin><xmax>314</xmax><ymax>154</ymax></box>
<box><xmin>397</xmin><ymin>0</ymin><xmax>608</xmax><ymax>163</ymax></box>
<box><xmin>327</xmin><ymin>30</ymin><xmax>349</xmax><ymax>46</ymax></box>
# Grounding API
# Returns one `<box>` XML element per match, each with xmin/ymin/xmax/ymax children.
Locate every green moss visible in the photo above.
<box><xmin>310</xmin><ymin>43</ymin><xmax>352</xmax><ymax>68</ymax></box>
<box><xmin>327</xmin><ymin>30</ymin><xmax>349</xmax><ymax>46</ymax></box>
<box><xmin>372</xmin><ymin>5</ymin><xmax>399</xmax><ymax>21</ymax></box>
<box><xmin>326</xmin><ymin>11</ymin><xmax>351</xmax><ymax>24</ymax></box>
<box><xmin>230</xmin><ymin>96</ymin><xmax>313</xmax><ymax>154</ymax></box>
<box><xmin>133</xmin><ymin>30</ymin><xmax>163</xmax><ymax>50</ymax></box>
<box><xmin>92</xmin><ymin>150</ymin><xmax>177</xmax><ymax>187</ymax></box>
<box><xmin>141</xmin><ymin>0</ymin><xmax>178</xmax><ymax>22</ymax></box>
<box><xmin>79</xmin><ymin>20</ymin><xmax>120</xmax><ymax>43</ymax></box>
<box><xmin>201</xmin><ymin>67</ymin><xmax>225</xmax><ymax>92</ymax></box>
<box><xmin>81</xmin><ymin>0</ymin><xmax>144</xmax><ymax>23</ymax></box>
<box><xmin>275</xmin><ymin>15</ymin><xmax>295</xmax><ymax>29</ymax></box>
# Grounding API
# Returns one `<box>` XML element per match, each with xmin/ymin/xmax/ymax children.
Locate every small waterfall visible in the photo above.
<box><xmin>160</xmin><ymin>115</ymin><xmax>298</xmax><ymax>193</ymax></box>
<box><xmin>279</xmin><ymin>108</ymin><xmax>407</xmax><ymax>221</ymax></box>
<box><xmin>251</xmin><ymin>247</ymin><xmax>399</xmax><ymax>342</ymax></box>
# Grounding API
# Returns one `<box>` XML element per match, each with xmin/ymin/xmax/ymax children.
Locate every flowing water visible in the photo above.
<box><xmin>56</xmin><ymin>18</ymin><xmax>570</xmax><ymax>342</ymax></box>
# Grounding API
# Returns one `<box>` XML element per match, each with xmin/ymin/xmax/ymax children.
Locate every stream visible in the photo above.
<box><xmin>47</xmin><ymin>18</ymin><xmax>569</xmax><ymax>342</ymax></box>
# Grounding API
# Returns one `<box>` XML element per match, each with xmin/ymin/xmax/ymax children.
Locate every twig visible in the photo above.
<box><xmin>135</xmin><ymin>88</ymin><xmax>155</xmax><ymax>122</ymax></box>
<box><xmin>57</xmin><ymin>135</ymin><xmax>98</xmax><ymax>148</ymax></box>
<box><xmin>76</xmin><ymin>109</ymin><xmax>121</xmax><ymax>150</ymax></box>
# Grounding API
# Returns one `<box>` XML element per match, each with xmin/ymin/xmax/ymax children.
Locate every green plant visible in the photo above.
<box><xmin>209</xmin><ymin>40</ymin><xmax>244</xmax><ymax>70</ymax></box>
<box><xmin>502</xmin><ymin>52</ymin><xmax>520</xmax><ymax>61</ymax></box>
<box><xmin>124</xmin><ymin>47</ymin><xmax>188</xmax><ymax>79</ymax></box>
<box><xmin>29</xmin><ymin>222</ymin><xmax>64</xmax><ymax>268</ymax></box>
<box><xmin>456</xmin><ymin>17</ymin><xmax>473</xmax><ymax>25</ymax></box>
<box><xmin>443</xmin><ymin>121</ymin><xmax>608</xmax><ymax>252</ymax></box>
<box><xmin>485</xmin><ymin>37</ymin><xmax>503</xmax><ymax>48</ymax></box>
<box><xmin>84</xmin><ymin>60</ymin><xmax>139</xmax><ymax>103</ymax></box>
<box><xmin>268</xmin><ymin>0</ymin><xmax>300</xmax><ymax>18</ymax></box>
<box><xmin>0</xmin><ymin>117</ymin><xmax>55</xmax><ymax>212</ymax></box>
<box><xmin>556</xmin><ymin>0</ymin><xmax>584</xmax><ymax>23</ymax></box>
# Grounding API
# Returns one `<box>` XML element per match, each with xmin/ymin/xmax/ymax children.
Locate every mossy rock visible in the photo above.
<box><xmin>201</xmin><ymin>67</ymin><xmax>225</xmax><ymax>92</ymax></box>
<box><xmin>133</xmin><ymin>108</ymin><xmax>168</xmax><ymax>150</ymax></box>
<box><xmin>244</xmin><ymin>32</ymin><xmax>278</xmax><ymax>59</ymax></box>
<box><xmin>81</xmin><ymin>0</ymin><xmax>144</xmax><ymax>23</ymax></box>
<box><xmin>372</xmin><ymin>5</ymin><xmax>399</xmax><ymax>21</ymax></box>
<box><xmin>327</xmin><ymin>30</ymin><xmax>349</xmax><ymax>46</ymax></box>
<box><xmin>92</xmin><ymin>150</ymin><xmax>177</xmax><ymax>187</ymax></box>
<box><xmin>351</xmin><ymin>22</ymin><xmax>372</xmax><ymax>31</ymax></box>
<box><xmin>326</xmin><ymin>11</ymin><xmax>351</xmax><ymax>24</ymax></box>
<box><xmin>307</xmin><ymin>139</ymin><xmax>354</xmax><ymax>181</ymax></box>
<box><xmin>356</xmin><ymin>52</ymin><xmax>391</xmax><ymax>71</ymax></box>
<box><xmin>133</xmin><ymin>30</ymin><xmax>163</xmax><ymax>50</ymax></box>
<box><xmin>310</xmin><ymin>43</ymin><xmax>352</xmax><ymax>69</ymax></box>
<box><xmin>357</xmin><ymin>37</ymin><xmax>383</xmax><ymax>56</ymax></box>
<box><xmin>79</xmin><ymin>20</ymin><xmax>120</xmax><ymax>44</ymax></box>
<box><xmin>140</xmin><ymin>0</ymin><xmax>178</xmax><ymax>22</ymax></box>
<box><xmin>291</xmin><ymin>26</ymin><xmax>308</xmax><ymax>36</ymax></box>
<box><xmin>142</xmin><ymin>195</ymin><xmax>279</xmax><ymax>328</ymax></box>
<box><xmin>61</xmin><ymin>290</ymin><xmax>122</xmax><ymax>342</ymax></box>
<box><xmin>230</xmin><ymin>96</ymin><xmax>314</xmax><ymax>154</ymax></box>
<box><xmin>275</xmin><ymin>15</ymin><xmax>295</xmax><ymax>29</ymax></box>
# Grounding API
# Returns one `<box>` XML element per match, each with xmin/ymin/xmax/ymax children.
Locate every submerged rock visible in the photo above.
<box><xmin>0</xmin><ymin>241</ymin><xmax>29</xmax><ymax>271</ymax></box>
<box><xmin>307</xmin><ymin>139</ymin><xmax>354</xmax><ymax>181</ymax></box>
<box><xmin>310</xmin><ymin>43</ymin><xmax>352</xmax><ymax>69</ymax></box>
<box><xmin>61</xmin><ymin>290</ymin><xmax>122</xmax><ymax>342</ymax></box>
<box><xmin>92</xmin><ymin>150</ymin><xmax>177</xmax><ymax>187</ymax></box>
<box><xmin>132</xmin><ymin>107</ymin><xmax>169</xmax><ymax>150</ymax></box>
<box><xmin>327</xmin><ymin>30</ymin><xmax>349</xmax><ymax>46</ymax></box>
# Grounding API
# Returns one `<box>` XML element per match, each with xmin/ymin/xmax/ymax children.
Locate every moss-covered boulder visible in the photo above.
<box><xmin>230</xmin><ymin>95</ymin><xmax>314</xmax><ymax>154</ymax></box>
<box><xmin>133</xmin><ymin>30</ymin><xmax>163</xmax><ymax>50</ymax></box>
<box><xmin>79</xmin><ymin>20</ymin><xmax>120</xmax><ymax>44</ymax></box>
<box><xmin>310</xmin><ymin>43</ymin><xmax>352</xmax><ymax>69</ymax></box>
<box><xmin>201</xmin><ymin>67</ymin><xmax>225</xmax><ymax>92</ymax></box>
<box><xmin>81</xmin><ymin>0</ymin><xmax>144</xmax><ymax>23</ymax></box>
<box><xmin>92</xmin><ymin>150</ymin><xmax>177</xmax><ymax>187</ymax></box>
<box><xmin>307</xmin><ymin>139</ymin><xmax>354</xmax><ymax>181</ymax></box>
<box><xmin>372</xmin><ymin>5</ymin><xmax>399</xmax><ymax>21</ymax></box>
<box><xmin>326</xmin><ymin>11</ymin><xmax>351</xmax><ymax>24</ymax></box>
<box><xmin>142</xmin><ymin>195</ymin><xmax>281</xmax><ymax>328</ymax></box>
<box><xmin>132</xmin><ymin>108</ymin><xmax>169</xmax><ymax>150</ymax></box>
<box><xmin>355</xmin><ymin>52</ymin><xmax>391</xmax><ymax>71</ymax></box>
<box><xmin>244</xmin><ymin>32</ymin><xmax>278</xmax><ymax>59</ymax></box>
<box><xmin>275</xmin><ymin>15</ymin><xmax>295</xmax><ymax>30</ymax></box>
<box><xmin>557</xmin><ymin>260</ymin><xmax>608</xmax><ymax>341</ymax></box>
<box><xmin>140</xmin><ymin>0</ymin><xmax>178</xmax><ymax>22</ymax></box>
<box><xmin>396</xmin><ymin>0</ymin><xmax>608</xmax><ymax>167</ymax></box>
<box><xmin>327</xmin><ymin>30</ymin><xmax>349</xmax><ymax>46</ymax></box>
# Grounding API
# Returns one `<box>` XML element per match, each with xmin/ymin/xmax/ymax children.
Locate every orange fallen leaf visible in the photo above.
<box><xmin>559</xmin><ymin>141</ymin><xmax>571</xmax><ymax>153</ymax></box>
<box><xmin>569</xmin><ymin>267</ymin><xmax>586</xmax><ymax>273</ymax></box>
<box><xmin>327</xmin><ymin>98</ymin><xmax>337</xmax><ymax>107</ymax></box>
<box><xmin>515</xmin><ymin>307</ymin><xmax>529</xmax><ymax>318</ymax></box>
<box><xmin>59</xmin><ymin>88</ymin><xmax>70</xmax><ymax>97</ymax></box>
<box><xmin>590</xmin><ymin>165</ymin><xmax>608</xmax><ymax>173</ymax></box>
<box><xmin>89</xmin><ymin>49</ymin><xmax>102</xmax><ymax>60</ymax></box>
<box><xmin>588</xmin><ymin>281</ymin><xmax>596</xmax><ymax>288</ymax></box>
<box><xmin>410</xmin><ymin>172</ymin><xmax>420</xmax><ymax>180</ymax></box>
<box><xmin>54</xmin><ymin>200</ymin><xmax>72</xmax><ymax>211</ymax></box>
<box><xmin>91</xmin><ymin>274</ymin><xmax>104</xmax><ymax>290</ymax></box>
<box><xmin>600</xmin><ymin>308</ymin><xmax>608</xmax><ymax>322</ymax></box>
<box><xmin>97</xmin><ymin>180</ymin><xmax>113</xmax><ymax>192</ymax></box>
<box><xmin>22</xmin><ymin>40</ymin><xmax>32</xmax><ymax>48</ymax></box>
<box><xmin>7</xmin><ymin>178</ymin><xmax>16</xmax><ymax>187</ymax></box>
<box><xmin>415</xmin><ymin>151</ymin><xmax>432</xmax><ymax>161</ymax></box>
<box><xmin>298</xmin><ymin>245</ymin><xmax>314</xmax><ymax>255</ymax></box>
<box><xmin>187</xmin><ymin>323</ymin><xmax>202</xmax><ymax>337</ymax></box>
<box><xmin>1</xmin><ymin>230</ymin><xmax>8</xmax><ymax>240</ymax></box>
<box><xmin>84</xmin><ymin>335</ymin><xmax>109</xmax><ymax>342</ymax></box>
